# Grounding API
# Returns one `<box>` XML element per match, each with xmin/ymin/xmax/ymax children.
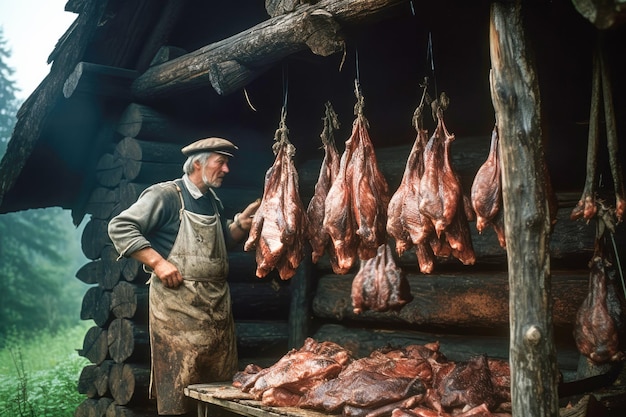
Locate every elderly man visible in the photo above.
<box><xmin>108</xmin><ymin>137</ymin><xmax>260</xmax><ymax>416</ymax></box>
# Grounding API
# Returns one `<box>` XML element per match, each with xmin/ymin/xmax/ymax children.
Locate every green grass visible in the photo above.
<box><xmin>0</xmin><ymin>322</ymin><xmax>91</xmax><ymax>417</ymax></box>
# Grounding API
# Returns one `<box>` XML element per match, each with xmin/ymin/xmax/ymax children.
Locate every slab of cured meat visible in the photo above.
<box><xmin>233</xmin><ymin>338</ymin><xmax>512</xmax><ymax>416</ymax></box>
<box><xmin>386</xmin><ymin>91</ymin><xmax>475</xmax><ymax>273</ymax></box>
<box><xmin>323</xmin><ymin>83</ymin><xmax>390</xmax><ymax>274</ymax></box>
<box><xmin>351</xmin><ymin>243</ymin><xmax>413</xmax><ymax>314</ymax></box>
<box><xmin>574</xmin><ymin>229</ymin><xmax>625</xmax><ymax>364</ymax></box>
<box><xmin>307</xmin><ymin>102</ymin><xmax>341</xmax><ymax>268</ymax></box>
<box><xmin>244</xmin><ymin>109</ymin><xmax>308</xmax><ymax>280</ymax></box>
<box><xmin>471</xmin><ymin>125</ymin><xmax>505</xmax><ymax>248</ymax></box>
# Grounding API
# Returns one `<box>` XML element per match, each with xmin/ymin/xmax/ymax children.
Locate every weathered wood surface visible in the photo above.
<box><xmin>131</xmin><ymin>0</ymin><xmax>407</xmax><ymax>99</ymax></box>
<box><xmin>77</xmin><ymin>364</ymin><xmax>98</xmax><ymax>398</ymax></box>
<box><xmin>85</xmin><ymin>187</ymin><xmax>120</xmax><ymax>220</ymax></box>
<box><xmin>79</xmin><ymin>326</ymin><xmax>109</xmax><ymax>365</ymax></box>
<box><xmin>288</xmin><ymin>253</ymin><xmax>312</xmax><ymax>349</ymax></box>
<box><xmin>74</xmin><ymin>397</ymin><xmax>114</xmax><ymax>417</ymax></box>
<box><xmin>93</xmin><ymin>360</ymin><xmax>114</xmax><ymax>398</ymax></box>
<box><xmin>114</xmin><ymin>137</ymin><xmax>185</xmax><ymax>163</ymax></box>
<box><xmin>119</xmin><ymin>181</ymin><xmax>149</xmax><ymax>209</ymax></box>
<box><xmin>116</xmin><ymin>103</ymin><xmax>203</xmax><ymax>142</ymax></box>
<box><xmin>81</xmin><ymin>286</ymin><xmax>112</xmax><ymax>327</ymax></box>
<box><xmin>313</xmin><ymin>270</ymin><xmax>588</xmax><ymax>328</ymax></box>
<box><xmin>95</xmin><ymin>153</ymin><xmax>124</xmax><ymax>188</ymax></box>
<box><xmin>105</xmin><ymin>403</ymin><xmax>157</xmax><ymax>417</ymax></box>
<box><xmin>81</xmin><ymin>218</ymin><xmax>111</xmax><ymax>260</ymax></box>
<box><xmin>230</xmin><ymin>281</ymin><xmax>291</xmax><ymax>320</ymax></box>
<box><xmin>490</xmin><ymin>3</ymin><xmax>558</xmax><ymax>417</ymax></box>
<box><xmin>120</xmin><ymin>159</ymin><xmax>183</xmax><ymax>184</ymax></box>
<box><xmin>108</xmin><ymin>363</ymin><xmax>151</xmax><ymax>406</ymax></box>
<box><xmin>235</xmin><ymin>320</ymin><xmax>288</xmax><ymax>357</ymax></box>
<box><xmin>111</xmin><ymin>282</ymin><xmax>149</xmax><ymax>320</ymax></box>
<box><xmin>63</xmin><ymin>62</ymin><xmax>138</xmax><ymax>99</ymax></box>
<box><xmin>76</xmin><ymin>259</ymin><xmax>104</xmax><ymax>285</ymax></box>
<box><xmin>107</xmin><ymin>318</ymin><xmax>150</xmax><ymax>364</ymax></box>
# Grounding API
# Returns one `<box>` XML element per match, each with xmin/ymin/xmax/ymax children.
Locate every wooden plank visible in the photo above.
<box><xmin>185</xmin><ymin>383</ymin><xmax>332</xmax><ymax>417</ymax></box>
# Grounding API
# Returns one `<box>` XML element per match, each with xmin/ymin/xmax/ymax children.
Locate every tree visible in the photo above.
<box><xmin>0</xmin><ymin>26</ymin><xmax>20</xmax><ymax>157</ymax></box>
<box><xmin>0</xmin><ymin>27</ymin><xmax>87</xmax><ymax>346</ymax></box>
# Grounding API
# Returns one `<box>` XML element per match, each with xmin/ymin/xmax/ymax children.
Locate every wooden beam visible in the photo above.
<box><xmin>131</xmin><ymin>0</ymin><xmax>408</xmax><ymax>99</ymax></box>
<box><xmin>62</xmin><ymin>62</ymin><xmax>138</xmax><ymax>99</ymax></box>
<box><xmin>489</xmin><ymin>2</ymin><xmax>558</xmax><ymax>417</ymax></box>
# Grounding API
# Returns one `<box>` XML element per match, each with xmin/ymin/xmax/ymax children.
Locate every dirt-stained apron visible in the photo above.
<box><xmin>148</xmin><ymin>184</ymin><xmax>237</xmax><ymax>415</ymax></box>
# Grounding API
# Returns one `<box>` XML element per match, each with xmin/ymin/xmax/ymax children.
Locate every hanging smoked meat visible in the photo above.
<box><xmin>387</xmin><ymin>90</ymin><xmax>436</xmax><ymax>274</ymax></box>
<box><xmin>470</xmin><ymin>125</ymin><xmax>505</xmax><ymax>248</ymax></box>
<box><xmin>351</xmin><ymin>243</ymin><xmax>413</xmax><ymax>314</ymax></box>
<box><xmin>245</xmin><ymin>109</ymin><xmax>308</xmax><ymax>280</ymax></box>
<box><xmin>323</xmin><ymin>82</ymin><xmax>390</xmax><ymax>273</ymax></box>
<box><xmin>307</xmin><ymin>102</ymin><xmax>341</xmax><ymax>266</ymax></box>
<box><xmin>418</xmin><ymin>96</ymin><xmax>461</xmax><ymax>238</ymax></box>
<box><xmin>571</xmin><ymin>39</ymin><xmax>625</xmax><ymax>224</ymax></box>
<box><xmin>574</xmin><ymin>231</ymin><xmax>625</xmax><ymax>364</ymax></box>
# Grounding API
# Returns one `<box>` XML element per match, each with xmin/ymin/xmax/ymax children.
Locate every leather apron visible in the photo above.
<box><xmin>148</xmin><ymin>184</ymin><xmax>237</xmax><ymax>415</ymax></box>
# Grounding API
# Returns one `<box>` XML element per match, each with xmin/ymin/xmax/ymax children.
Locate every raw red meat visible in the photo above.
<box><xmin>307</xmin><ymin>102</ymin><xmax>341</xmax><ymax>265</ymax></box>
<box><xmin>418</xmin><ymin>101</ymin><xmax>461</xmax><ymax>237</ymax></box>
<box><xmin>244</xmin><ymin>114</ymin><xmax>308</xmax><ymax>280</ymax></box>
<box><xmin>471</xmin><ymin>125</ymin><xmax>502</xmax><ymax>235</ymax></box>
<box><xmin>235</xmin><ymin>338</ymin><xmax>352</xmax><ymax>404</ymax></box>
<box><xmin>574</xmin><ymin>239</ymin><xmax>625</xmax><ymax>364</ymax></box>
<box><xmin>323</xmin><ymin>86</ymin><xmax>390</xmax><ymax>272</ymax></box>
<box><xmin>351</xmin><ymin>244</ymin><xmax>413</xmax><ymax>314</ymax></box>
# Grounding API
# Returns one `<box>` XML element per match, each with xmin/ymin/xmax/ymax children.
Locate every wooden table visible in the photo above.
<box><xmin>185</xmin><ymin>383</ymin><xmax>332</xmax><ymax>417</ymax></box>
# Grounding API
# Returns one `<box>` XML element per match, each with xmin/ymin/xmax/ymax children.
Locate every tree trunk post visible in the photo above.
<box><xmin>489</xmin><ymin>2</ymin><xmax>559</xmax><ymax>416</ymax></box>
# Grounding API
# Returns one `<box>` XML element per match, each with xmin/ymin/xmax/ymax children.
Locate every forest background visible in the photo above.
<box><xmin>1</xmin><ymin>24</ymin><xmax>92</xmax><ymax>417</ymax></box>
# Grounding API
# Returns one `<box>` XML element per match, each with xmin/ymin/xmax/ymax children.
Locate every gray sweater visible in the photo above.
<box><xmin>108</xmin><ymin>178</ymin><xmax>233</xmax><ymax>260</ymax></box>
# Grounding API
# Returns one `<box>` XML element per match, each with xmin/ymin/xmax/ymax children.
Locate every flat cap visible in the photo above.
<box><xmin>181</xmin><ymin>137</ymin><xmax>238</xmax><ymax>157</ymax></box>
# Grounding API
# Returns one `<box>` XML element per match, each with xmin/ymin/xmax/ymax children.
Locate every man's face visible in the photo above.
<box><xmin>199</xmin><ymin>153</ymin><xmax>230</xmax><ymax>188</ymax></box>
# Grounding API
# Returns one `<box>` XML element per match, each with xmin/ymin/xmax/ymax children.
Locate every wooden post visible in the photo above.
<box><xmin>489</xmin><ymin>2</ymin><xmax>558</xmax><ymax>416</ymax></box>
<box><xmin>288</xmin><ymin>250</ymin><xmax>312</xmax><ymax>349</ymax></box>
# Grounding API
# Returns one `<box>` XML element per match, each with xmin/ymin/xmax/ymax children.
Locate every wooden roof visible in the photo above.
<box><xmin>1</xmin><ymin>0</ymin><xmax>625</xmax><ymax>217</ymax></box>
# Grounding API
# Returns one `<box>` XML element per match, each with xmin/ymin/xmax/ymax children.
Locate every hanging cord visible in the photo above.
<box><xmin>426</xmin><ymin>32</ymin><xmax>438</xmax><ymax>99</ymax></box>
<box><xmin>273</xmin><ymin>65</ymin><xmax>293</xmax><ymax>156</ymax></box>
<box><xmin>282</xmin><ymin>63</ymin><xmax>289</xmax><ymax>113</ymax></box>
<box><xmin>353</xmin><ymin>48</ymin><xmax>366</xmax><ymax>119</ymax></box>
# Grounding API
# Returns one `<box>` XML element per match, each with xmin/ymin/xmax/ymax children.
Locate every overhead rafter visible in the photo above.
<box><xmin>131</xmin><ymin>0</ymin><xmax>409</xmax><ymax>99</ymax></box>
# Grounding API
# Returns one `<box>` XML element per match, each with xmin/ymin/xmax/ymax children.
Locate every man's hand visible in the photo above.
<box><xmin>230</xmin><ymin>198</ymin><xmax>261</xmax><ymax>241</ymax></box>
<box><xmin>131</xmin><ymin>247</ymin><xmax>184</xmax><ymax>288</ymax></box>
<box><xmin>239</xmin><ymin>198</ymin><xmax>261</xmax><ymax>230</ymax></box>
<box><xmin>153</xmin><ymin>258</ymin><xmax>184</xmax><ymax>288</ymax></box>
